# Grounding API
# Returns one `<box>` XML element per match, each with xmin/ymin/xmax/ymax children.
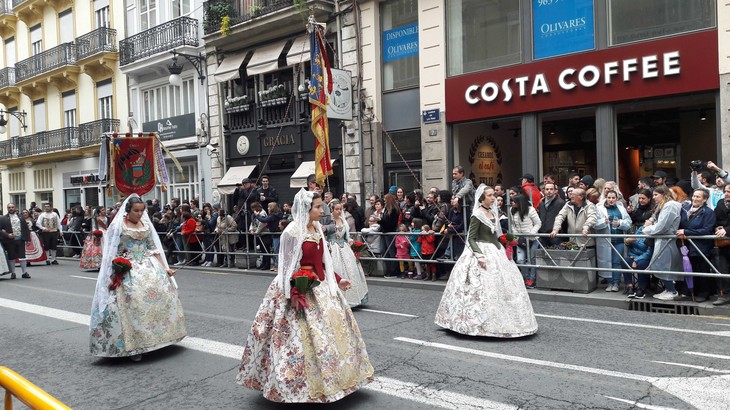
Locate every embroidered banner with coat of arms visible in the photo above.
<box><xmin>113</xmin><ymin>137</ymin><xmax>156</xmax><ymax>196</ymax></box>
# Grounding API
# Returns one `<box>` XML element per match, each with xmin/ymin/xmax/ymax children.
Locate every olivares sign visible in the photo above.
<box><xmin>445</xmin><ymin>31</ymin><xmax>719</xmax><ymax>123</ymax></box>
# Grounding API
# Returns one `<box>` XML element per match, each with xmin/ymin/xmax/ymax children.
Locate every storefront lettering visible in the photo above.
<box><xmin>70</xmin><ymin>174</ymin><xmax>102</xmax><ymax>185</ymax></box>
<box><xmin>262</xmin><ymin>134</ymin><xmax>295</xmax><ymax>148</ymax></box>
<box><xmin>540</xmin><ymin>17</ymin><xmax>587</xmax><ymax>34</ymax></box>
<box><xmin>465</xmin><ymin>51</ymin><xmax>680</xmax><ymax>105</ymax></box>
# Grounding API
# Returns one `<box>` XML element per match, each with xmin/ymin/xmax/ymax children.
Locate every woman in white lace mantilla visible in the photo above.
<box><xmin>237</xmin><ymin>189</ymin><xmax>374</xmax><ymax>403</ymax></box>
<box><xmin>326</xmin><ymin>199</ymin><xmax>369</xmax><ymax>307</ymax></box>
<box><xmin>89</xmin><ymin>195</ymin><xmax>186</xmax><ymax>360</ymax></box>
<box><xmin>435</xmin><ymin>184</ymin><xmax>538</xmax><ymax>337</ymax></box>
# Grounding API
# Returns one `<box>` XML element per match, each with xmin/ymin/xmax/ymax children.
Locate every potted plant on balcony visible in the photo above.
<box><xmin>225</xmin><ymin>95</ymin><xmax>253</xmax><ymax>113</ymax></box>
<box><xmin>298</xmin><ymin>80</ymin><xmax>310</xmax><ymax>100</ymax></box>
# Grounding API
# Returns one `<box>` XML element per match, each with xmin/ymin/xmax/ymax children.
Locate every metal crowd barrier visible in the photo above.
<box><xmin>0</xmin><ymin>366</ymin><xmax>70</xmax><ymax>410</ymax></box>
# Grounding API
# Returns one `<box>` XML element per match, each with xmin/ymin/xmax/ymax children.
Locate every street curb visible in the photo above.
<box><xmin>62</xmin><ymin>258</ymin><xmax>730</xmax><ymax>316</ymax></box>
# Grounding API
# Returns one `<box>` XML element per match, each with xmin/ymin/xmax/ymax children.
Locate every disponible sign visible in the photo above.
<box><xmin>382</xmin><ymin>22</ymin><xmax>419</xmax><ymax>63</ymax></box>
<box><xmin>533</xmin><ymin>0</ymin><xmax>594</xmax><ymax>59</ymax></box>
<box><xmin>142</xmin><ymin>113</ymin><xmax>196</xmax><ymax>140</ymax></box>
<box><xmin>444</xmin><ymin>31</ymin><xmax>719</xmax><ymax>123</ymax></box>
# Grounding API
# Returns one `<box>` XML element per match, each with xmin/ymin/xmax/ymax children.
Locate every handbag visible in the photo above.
<box><xmin>716</xmin><ymin>238</ymin><xmax>730</xmax><ymax>248</ymax></box>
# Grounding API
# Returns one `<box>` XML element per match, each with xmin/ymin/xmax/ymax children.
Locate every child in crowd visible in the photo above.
<box><xmin>410</xmin><ymin>218</ymin><xmax>425</xmax><ymax>280</ymax></box>
<box><xmin>624</xmin><ymin>226</ymin><xmax>653</xmax><ymax>299</ymax></box>
<box><xmin>361</xmin><ymin>216</ymin><xmax>383</xmax><ymax>256</ymax></box>
<box><xmin>395</xmin><ymin>224</ymin><xmax>412</xmax><ymax>278</ymax></box>
<box><xmin>419</xmin><ymin>224</ymin><xmax>437</xmax><ymax>281</ymax></box>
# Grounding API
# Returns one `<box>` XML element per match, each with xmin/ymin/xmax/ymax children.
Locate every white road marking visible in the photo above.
<box><xmin>706</xmin><ymin>322</ymin><xmax>730</xmax><ymax>327</ymax></box>
<box><xmin>649</xmin><ymin>360</ymin><xmax>730</xmax><ymax>374</ymax></box>
<box><xmin>603</xmin><ymin>395</ymin><xmax>680</xmax><ymax>410</ymax></box>
<box><xmin>684</xmin><ymin>351</ymin><xmax>730</xmax><ymax>361</ymax></box>
<box><xmin>535</xmin><ymin>313</ymin><xmax>730</xmax><ymax>337</ymax></box>
<box><xmin>0</xmin><ymin>297</ymin><xmax>499</xmax><ymax>409</ymax></box>
<box><xmin>358</xmin><ymin>308</ymin><xmax>418</xmax><ymax>318</ymax></box>
<box><xmin>70</xmin><ymin>275</ymin><xmax>97</xmax><ymax>281</ymax></box>
<box><xmin>395</xmin><ymin>336</ymin><xmax>730</xmax><ymax>410</ymax></box>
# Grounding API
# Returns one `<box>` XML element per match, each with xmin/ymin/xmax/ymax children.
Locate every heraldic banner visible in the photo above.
<box><xmin>113</xmin><ymin>136</ymin><xmax>156</xmax><ymax>196</ymax></box>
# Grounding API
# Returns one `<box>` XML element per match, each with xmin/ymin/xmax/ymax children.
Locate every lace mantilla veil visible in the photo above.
<box><xmin>277</xmin><ymin>188</ymin><xmax>339</xmax><ymax>299</ymax></box>
<box><xmin>467</xmin><ymin>184</ymin><xmax>502</xmax><ymax>254</ymax></box>
<box><xmin>89</xmin><ymin>193</ymin><xmax>174</xmax><ymax>329</ymax></box>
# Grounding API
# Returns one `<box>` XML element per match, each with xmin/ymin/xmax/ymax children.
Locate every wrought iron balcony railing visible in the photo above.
<box><xmin>0</xmin><ymin>67</ymin><xmax>16</xmax><ymax>89</ymax></box>
<box><xmin>15</xmin><ymin>42</ymin><xmax>76</xmax><ymax>83</ymax></box>
<box><xmin>10</xmin><ymin>0</ymin><xmax>26</xmax><ymax>8</ymax></box>
<box><xmin>119</xmin><ymin>17</ymin><xmax>199</xmax><ymax>66</ymax></box>
<box><xmin>1</xmin><ymin>1</ymin><xmax>12</xmax><ymax>14</ymax></box>
<box><xmin>79</xmin><ymin>118</ymin><xmax>120</xmax><ymax>147</ymax></box>
<box><xmin>226</xmin><ymin>92</ymin><xmax>309</xmax><ymax>132</ymax></box>
<box><xmin>76</xmin><ymin>27</ymin><xmax>117</xmax><ymax>60</ymax></box>
<box><xmin>0</xmin><ymin>119</ymin><xmax>119</xmax><ymax>161</ymax></box>
<box><xmin>204</xmin><ymin>0</ymin><xmax>329</xmax><ymax>35</ymax></box>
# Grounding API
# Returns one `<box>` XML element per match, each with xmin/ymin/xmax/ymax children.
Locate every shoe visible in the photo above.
<box><xmin>624</xmin><ymin>285</ymin><xmax>634</xmax><ymax>295</ymax></box>
<box><xmin>0</xmin><ymin>271</ymin><xmax>8</xmax><ymax>276</ymax></box>
<box><xmin>271</xmin><ymin>266</ymin><xmax>278</xmax><ymax>271</ymax></box>
<box><xmin>695</xmin><ymin>296</ymin><xmax>707</xmax><ymax>303</ymax></box>
<box><xmin>51</xmin><ymin>260</ymin><xmax>58</xmax><ymax>265</ymax></box>
<box><xmin>174</xmin><ymin>261</ymin><xmax>185</xmax><ymax>266</ymax></box>
<box><xmin>383</xmin><ymin>275</ymin><xmax>398</xmax><ymax>279</ymax></box>
<box><xmin>611</xmin><ymin>284</ymin><xmax>620</xmax><ymax>292</ymax></box>
<box><xmin>46</xmin><ymin>260</ymin><xmax>51</xmax><ymax>265</ymax></box>
<box><xmin>525</xmin><ymin>279</ymin><xmax>535</xmax><ymax>289</ymax></box>
<box><xmin>633</xmin><ymin>288</ymin><xmax>646</xmax><ymax>299</ymax></box>
<box><xmin>22</xmin><ymin>273</ymin><xmax>30</xmax><ymax>279</ymax></box>
<box><xmin>413</xmin><ymin>274</ymin><xmax>424</xmax><ymax>280</ymax></box>
<box><xmin>72</xmin><ymin>254</ymin><xmax>80</xmax><ymax>258</ymax></box>
<box><xmin>10</xmin><ymin>273</ymin><xmax>16</xmax><ymax>279</ymax></box>
<box><xmin>605</xmin><ymin>285</ymin><xmax>613</xmax><ymax>292</ymax></box>
<box><xmin>713</xmin><ymin>297</ymin><xmax>730</xmax><ymax>306</ymax></box>
<box><xmin>130</xmin><ymin>354</ymin><xmax>142</xmax><ymax>362</ymax></box>
<box><xmin>654</xmin><ymin>290</ymin><xmax>679</xmax><ymax>301</ymax></box>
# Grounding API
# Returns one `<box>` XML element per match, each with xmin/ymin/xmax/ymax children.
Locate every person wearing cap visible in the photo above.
<box><xmin>520</xmin><ymin>173</ymin><xmax>542</xmax><ymax>210</ymax></box>
<box><xmin>690</xmin><ymin>161</ymin><xmax>730</xmax><ymax>209</ymax></box>
<box><xmin>451</xmin><ymin>165</ymin><xmax>474</xmax><ymax>208</ymax></box>
<box><xmin>388</xmin><ymin>185</ymin><xmax>398</xmax><ymax>196</ymax></box>
<box><xmin>578</xmin><ymin>175</ymin><xmax>594</xmax><ymax>191</ymax></box>
<box><xmin>651</xmin><ymin>171</ymin><xmax>669</xmax><ymax>188</ymax></box>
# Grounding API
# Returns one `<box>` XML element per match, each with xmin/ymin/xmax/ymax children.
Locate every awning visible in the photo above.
<box><xmin>286</xmin><ymin>35</ymin><xmax>311</xmax><ymax>66</ymax></box>
<box><xmin>217</xmin><ymin>165</ymin><xmax>257</xmax><ymax>194</ymax></box>
<box><xmin>212</xmin><ymin>51</ymin><xmax>249</xmax><ymax>84</ymax></box>
<box><xmin>247</xmin><ymin>40</ymin><xmax>288</xmax><ymax>76</ymax></box>
<box><xmin>290</xmin><ymin>159</ymin><xmax>336</xmax><ymax>188</ymax></box>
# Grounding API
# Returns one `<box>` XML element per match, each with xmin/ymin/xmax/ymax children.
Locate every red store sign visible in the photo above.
<box><xmin>445</xmin><ymin>30</ymin><xmax>719</xmax><ymax>123</ymax></box>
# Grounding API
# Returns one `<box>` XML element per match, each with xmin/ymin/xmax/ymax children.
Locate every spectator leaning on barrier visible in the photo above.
<box><xmin>510</xmin><ymin>194</ymin><xmax>541</xmax><ymax>289</ymax></box>
<box><xmin>549</xmin><ymin>188</ymin><xmax>598</xmax><ymax>248</ymax></box>
<box><xmin>677</xmin><ymin>189</ymin><xmax>716</xmax><ymax>303</ymax></box>
<box><xmin>597</xmin><ymin>190</ymin><xmax>632</xmax><ymax>293</ymax></box>
<box><xmin>538</xmin><ymin>182</ymin><xmax>565</xmax><ymax>248</ymax></box>
<box><xmin>713</xmin><ymin>184</ymin><xmax>730</xmax><ymax>305</ymax></box>
<box><xmin>451</xmin><ymin>165</ymin><xmax>474</xmax><ymax>208</ymax></box>
<box><xmin>361</xmin><ymin>215</ymin><xmax>383</xmax><ymax>257</ymax></box>
<box><xmin>642</xmin><ymin>185</ymin><xmax>683</xmax><ymax>301</ymax></box>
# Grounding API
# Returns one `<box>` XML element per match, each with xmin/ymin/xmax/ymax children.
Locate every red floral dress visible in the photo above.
<box><xmin>236</xmin><ymin>235</ymin><xmax>374</xmax><ymax>402</ymax></box>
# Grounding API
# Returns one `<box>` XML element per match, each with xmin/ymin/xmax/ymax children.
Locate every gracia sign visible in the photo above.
<box><xmin>445</xmin><ymin>30</ymin><xmax>719</xmax><ymax>123</ymax></box>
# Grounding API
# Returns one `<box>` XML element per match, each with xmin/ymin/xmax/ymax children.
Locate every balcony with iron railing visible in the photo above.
<box><xmin>0</xmin><ymin>118</ymin><xmax>119</xmax><ymax>162</ymax></box>
<box><xmin>203</xmin><ymin>0</ymin><xmax>334</xmax><ymax>47</ymax></box>
<box><xmin>15</xmin><ymin>42</ymin><xmax>79</xmax><ymax>94</ymax></box>
<box><xmin>76</xmin><ymin>27</ymin><xmax>119</xmax><ymax>81</ymax></box>
<box><xmin>0</xmin><ymin>0</ymin><xmax>18</xmax><ymax>38</ymax></box>
<box><xmin>0</xmin><ymin>67</ymin><xmax>16</xmax><ymax>90</ymax></box>
<box><xmin>119</xmin><ymin>17</ymin><xmax>199</xmax><ymax>67</ymax></box>
<box><xmin>226</xmin><ymin>89</ymin><xmax>308</xmax><ymax>132</ymax></box>
<box><xmin>0</xmin><ymin>67</ymin><xmax>19</xmax><ymax>107</ymax></box>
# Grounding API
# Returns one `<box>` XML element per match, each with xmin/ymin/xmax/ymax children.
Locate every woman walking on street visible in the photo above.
<box><xmin>327</xmin><ymin>199</ymin><xmax>369</xmax><ymax>307</ymax></box>
<box><xmin>89</xmin><ymin>195</ymin><xmax>186</xmax><ymax>361</ymax></box>
<box><xmin>435</xmin><ymin>185</ymin><xmax>538</xmax><ymax>337</ymax></box>
<box><xmin>237</xmin><ymin>189</ymin><xmax>374</xmax><ymax>402</ymax></box>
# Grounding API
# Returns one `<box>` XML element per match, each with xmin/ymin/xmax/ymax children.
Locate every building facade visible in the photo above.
<box><xmin>121</xmin><ymin>0</ymin><xmax>212</xmax><ymax>206</ymax></box>
<box><xmin>0</xmin><ymin>0</ymin><xmax>125</xmax><ymax>211</ymax></box>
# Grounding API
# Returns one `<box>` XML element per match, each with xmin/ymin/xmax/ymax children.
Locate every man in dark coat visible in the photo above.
<box><xmin>539</xmin><ymin>182</ymin><xmax>566</xmax><ymax>247</ymax></box>
<box><xmin>0</xmin><ymin>203</ymin><xmax>31</xmax><ymax>279</ymax></box>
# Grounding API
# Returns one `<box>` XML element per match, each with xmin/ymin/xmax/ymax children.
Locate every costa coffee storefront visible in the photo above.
<box><xmin>445</xmin><ymin>30</ymin><xmax>719</xmax><ymax>195</ymax></box>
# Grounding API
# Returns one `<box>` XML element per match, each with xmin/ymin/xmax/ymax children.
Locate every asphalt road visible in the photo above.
<box><xmin>2</xmin><ymin>263</ymin><xmax>730</xmax><ymax>409</ymax></box>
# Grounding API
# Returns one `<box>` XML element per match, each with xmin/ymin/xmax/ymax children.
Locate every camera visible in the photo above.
<box><xmin>690</xmin><ymin>160</ymin><xmax>708</xmax><ymax>172</ymax></box>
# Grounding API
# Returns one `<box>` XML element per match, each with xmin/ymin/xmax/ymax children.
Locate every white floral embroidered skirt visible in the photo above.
<box><xmin>435</xmin><ymin>242</ymin><xmax>538</xmax><ymax>337</ymax></box>
<box><xmin>90</xmin><ymin>257</ymin><xmax>186</xmax><ymax>357</ymax></box>
<box><xmin>329</xmin><ymin>243</ymin><xmax>369</xmax><ymax>307</ymax></box>
<box><xmin>236</xmin><ymin>279</ymin><xmax>374</xmax><ymax>403</ymax></box>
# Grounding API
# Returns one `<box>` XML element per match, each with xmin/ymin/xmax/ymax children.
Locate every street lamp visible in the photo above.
<box><xmin>167</xmin><ymin>50</ymin><xmax>206</xmax><ymax>86</ymax></box>
<box><xmin>0</xmin><ymin>110</ymin><xmax>28</xmax><ymax>134</ymax></box>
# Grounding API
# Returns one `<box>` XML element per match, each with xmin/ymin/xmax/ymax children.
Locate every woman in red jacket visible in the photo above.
<box><xmin>180</xmin><ymin>211</ymin><xmax>201</xmax><ymax>266</ymax></box>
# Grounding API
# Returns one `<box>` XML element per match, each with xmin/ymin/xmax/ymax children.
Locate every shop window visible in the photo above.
<box><xmin>65</xmin><ymin>188</ymin><xmax>81</xmax><ymax>209</ymax></box>
<box><xmin>447</xmin><ymin>0</ymin><xmax>520</xmax><ymax>76</ymax></box>
<box><xmin>541</xmin><ymin>115</ymin><xmax>597</xmax><ymax>187</ymax></box>
<box><xmin>609</xmin><ymin>0</ymin><xmax>716</xmax><ymax>45</ymax></box>
<box><xmin>381</xmin><ymin>0</ymin><xmax>419</xmax><ymax>91</ymax></box>
<box><xmin>384</xmin><ymin>129</ymin><xmax>421</xmax><ymax>163</ymax></box>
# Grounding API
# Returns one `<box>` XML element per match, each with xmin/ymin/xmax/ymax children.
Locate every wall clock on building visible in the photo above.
<box><xmin>236</xmin><ymin>135</ymin><xmax>250</xmax><ymax>155</ymax></box>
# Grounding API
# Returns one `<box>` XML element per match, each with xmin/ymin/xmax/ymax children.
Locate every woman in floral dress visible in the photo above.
<box><xmin>89</xmin><ymin>195</ymin><xmax>186</xmax><ymax>361</ymax></box>
<box><xmin>20</xmin><ymin>209</ymin><xmax>47</xmax><ymax>266</ymax></box>
<box><xmin>237</xmin><ymin>189</ymin><xmax>374</xmax><ymax>403</ymax></box>
<box><xmin>326</xmin><ymin>200</ymin><xmax>369</xmax><ymax>307</ymax></box>
<box><xmin>435</xmin><ymin>184</ymin><xmax>538</xmax><ymax>337</ymax></box>
<box><xmin>80</xmin><ymin>207</ymin><xmax>108</xmax><ymax>270</ymax></box>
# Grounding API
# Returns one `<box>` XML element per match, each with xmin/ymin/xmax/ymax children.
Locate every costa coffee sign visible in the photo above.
<box><xmin>445</xmin><ymin>30</ymin><xmax>719</xmax><ymax>123</ymax></box>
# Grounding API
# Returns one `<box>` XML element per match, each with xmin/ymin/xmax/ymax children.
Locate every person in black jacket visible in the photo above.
<box><xmin>0</xmin><ymin>203</ymin><xmax>31</xmax><ymax>278</ymax></box>
<box><xmin>379</xmin><ymin>194</ymin><xmax>401</xmax><ymax>278</ymax></box>
<box><xmin>256</xmin><ymin>175</ymin><xmax>279</xmax><ymax>210</ymax></box>
<box><xmin>538</xmin><ymin>182</ymin><xmax>565</xmax><ymax>247</ymax></box>
<box><xmin>677</xmin><ymin>189</ymin><xmax>716</xmax><ymax>302</ymax></box>
<box><xmin>629</xmin><ymin>189</ymin><xmax>654</xmax><ymax>230</ymax></box>
<box><xmin>713</xmin><ymin>184</ymin><xmax>730</xmax><ymax>305</ymax></box>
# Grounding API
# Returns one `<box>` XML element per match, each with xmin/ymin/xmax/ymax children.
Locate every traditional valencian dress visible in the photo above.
<box><xmin>237</xmin><ymin>191</ymin><xmax>373</xmax><ymax>403</ymax></box>
<box><xmin>327</xmin><ymin>215</ymin><xmax>369</xmax><ymax>307</ymax></box>
<box><xmin>435</xmin><ymin>186</ymin><xmax>538</xmax><ymax>337</ymax></box>
<box><xmin>90</xmin><ymin>219</ymin><xmax>186</xmax><ymax>357</ymax></box>
<box><xmin>21</xmin><ymin>218</ymin><xmax>47</xmax><ymax>264</ymax></box>
<box><xmin>80</xmin><ymin>232</ymin><xmax>103</xmax><ymax>270</ymax></box>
